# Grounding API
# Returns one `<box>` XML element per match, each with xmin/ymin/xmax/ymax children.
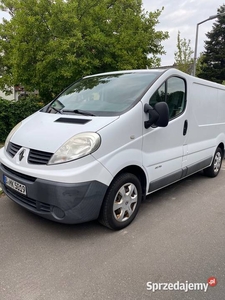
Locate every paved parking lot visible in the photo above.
<box><xmin>1</xmin><ymin>164</ymin><xmax>225</xmax><ymax>300</ymax></box>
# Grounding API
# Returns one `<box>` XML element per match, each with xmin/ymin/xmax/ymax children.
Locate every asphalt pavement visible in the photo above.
<box><xmin>0</xmin><ymin>163</ymin><xmax>225</xmax><ymax>300</ymax></box>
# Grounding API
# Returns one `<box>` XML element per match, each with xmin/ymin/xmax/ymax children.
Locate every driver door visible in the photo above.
<box><xmin>142</xmin><ymin>76</ymin><xmax>188</xmax><ymax>193</ymax></box>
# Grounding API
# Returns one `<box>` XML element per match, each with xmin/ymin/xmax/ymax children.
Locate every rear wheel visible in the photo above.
<box><xmin>203</xmin><ymin>147</ymin><xmax>223</xmax><ymax>177</ymax></box>
<box><xmin>99</xmin><ymin>173</ymin><xmax>142</xmax><ymax>230</ymax></box>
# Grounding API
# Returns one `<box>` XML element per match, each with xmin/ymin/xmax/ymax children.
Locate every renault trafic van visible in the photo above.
<box><xmin>0</xmin><ymin>68</ymin><xmax>225</xmax><ymax>230</ymax></box>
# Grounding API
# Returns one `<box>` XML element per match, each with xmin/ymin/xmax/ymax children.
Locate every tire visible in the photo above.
<box><xmin>203</xmin><ymin>147</ymin><xmax>223</xmax><ymax>177</ymax></box>
<box><xmin>99</xmin><ymin>173</ymin><xmax>142</xmax><ymax>230</ymax></box>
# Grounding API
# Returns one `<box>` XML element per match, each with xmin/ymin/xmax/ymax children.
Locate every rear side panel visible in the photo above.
<box><xmin>186</xmin><ymin>80</ymin><xmax>225</xmax><ymax>168</ymax></box>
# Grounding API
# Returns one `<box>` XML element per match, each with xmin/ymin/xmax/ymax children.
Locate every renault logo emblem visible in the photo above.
<box><xmin>19</xmin><ymin>149</ymin><xmax>25</xmax><ymax>161</ymax></box>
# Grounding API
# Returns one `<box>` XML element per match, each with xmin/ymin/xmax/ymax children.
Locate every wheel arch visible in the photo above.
<box><xmin>114</xmin><ymin>165</ymin><xmax>147</xmax><ymax>200</ymax></box>
<box><xmin>218</xmin><ymin>142</ymin><xmax>224</xmax><ymax>157</ymax></box>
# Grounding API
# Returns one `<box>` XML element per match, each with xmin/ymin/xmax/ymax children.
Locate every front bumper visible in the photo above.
<box><xmin>0</xmin><ymin>163</ymin><xmax>108</xmax><ymax>224</ymax></box>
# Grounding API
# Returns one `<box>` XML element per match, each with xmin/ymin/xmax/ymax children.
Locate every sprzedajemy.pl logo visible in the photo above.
<box><xmin>146</xmin><ymin>277</ymin><xmax>217</xmax><ymax>293</ymax></box>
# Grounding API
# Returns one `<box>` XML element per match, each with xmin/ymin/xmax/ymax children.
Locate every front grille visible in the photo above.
<box><xmin>7</xmin><ymin>142</ymin><xmax>22</xmax><ymax>157</ymax></box>
<box><xmin>5</xmin><ymin>187</ymin><xmax>51</xmax><ymax>213</ymax></box>
<box><xmin>6</xmin><ymin>142</ymin><xmax>53</xmax><ymax>165</ymax></box>
<box><xmin>28</xmin><ymin>149</ymin><xmax>53</xmax><ymax>165</ymax></box>
<box><xmin>2</xmin><ymin>164</ymin><xmax>36</xmax><ymax>182</ymax></box>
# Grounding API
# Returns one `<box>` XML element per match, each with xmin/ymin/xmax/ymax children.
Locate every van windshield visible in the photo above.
<box><xmin>47</xmin><ymin>71</ymin><xmax>162</xmax><ymax>116</ymax></box>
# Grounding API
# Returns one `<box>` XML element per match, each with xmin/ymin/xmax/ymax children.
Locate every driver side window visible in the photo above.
<box><xmin>149</xmin><ymin>77</ymin><xmax>186</xmax><ymax>120</ymax></box>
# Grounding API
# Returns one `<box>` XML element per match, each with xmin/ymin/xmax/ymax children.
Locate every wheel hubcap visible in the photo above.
<box><xmin>113</xmin><ymin>183</ymin><xmax>138</xmax><ymax>222</ymax></box>
<box><xmin>214</xmin><ymin>152</ymin><xmax>222</xmax><ymax>173</ymax></box>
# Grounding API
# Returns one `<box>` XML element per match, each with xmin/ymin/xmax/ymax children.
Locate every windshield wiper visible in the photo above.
<box><xmin>62</xmin><ymin>109</ymin><xmax>95</xmax><ymax>116</ymax></box>
<box><xmin>48</xmin><ymin>106</ymin><xmax>62</xmax><ymax>114</ymax></box>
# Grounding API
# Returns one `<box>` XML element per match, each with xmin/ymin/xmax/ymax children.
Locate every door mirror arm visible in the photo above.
<box><xmin>144</xmin><ymin>104</ymin><xmax>159</xmax><ymax>128</ymax></box>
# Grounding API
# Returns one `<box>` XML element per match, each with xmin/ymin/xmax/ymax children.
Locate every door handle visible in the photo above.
<box><xmin>183</xmin><ymin>120</ymin><xmax>188</xmax><ymax>136</ymax></box>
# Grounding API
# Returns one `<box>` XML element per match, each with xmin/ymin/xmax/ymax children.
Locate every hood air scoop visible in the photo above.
<box><xmin>55</xmin><ymin>118</ymin><xmax>91</xmax><ymax>124</ymax></box>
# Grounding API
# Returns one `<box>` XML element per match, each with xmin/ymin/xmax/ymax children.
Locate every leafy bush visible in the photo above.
<box><xmin>0</xmin><ymin>96</ymin><xmax>44</xmax><ymax>143</ymax></box>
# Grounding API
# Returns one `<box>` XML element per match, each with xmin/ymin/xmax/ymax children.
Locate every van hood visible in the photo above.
<box><xmin>10</xmin><ymin>111</ymin><xmax>118</xmax><ymax>153</ymax></box>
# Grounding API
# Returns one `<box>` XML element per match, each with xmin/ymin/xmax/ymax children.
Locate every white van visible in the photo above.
<box><xmin>0</xmin><ymin>68</ymin><xmax>225</xmax><ymax>230</ymax></box>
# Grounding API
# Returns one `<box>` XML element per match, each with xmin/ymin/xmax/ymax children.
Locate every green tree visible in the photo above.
<box><xmin>195</xmin><ymin>52</ymin><xmax>207</xmax><ymax>77</ymax></box>
<box><xmin>198</xmin><ymin>5</ymin><xmax>225</xmax><ymax>83</ymax></box>
<box><xmin>174</xmin><ymin>31</ymin><xmax>194</xmax><ymax>74</ymax></box>
<box><xmin>0</xmin><ymin>0</ymin><xmax>169</xmax><ymax>102</ymax></box>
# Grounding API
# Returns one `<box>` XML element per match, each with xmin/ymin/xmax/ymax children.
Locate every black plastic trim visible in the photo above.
<box><xmin>55</xmin><ymin>118</ymin><xmax>91</xmax><ymax>124</ymax></box>
<box><xmin>1</xmin><ymin>164</ymin><xmax>36</xmax><ymax>182</ymax></box>
<box><xmin>7</xmin><ymin>142</ymin><xmax>22</xmax><ymax>158</ymax></box>
<box><xmin>186</xmin><ymin>157</ymin><xmax>212</xmax><ymax>176</ymax></box>
<box><xmin>28</xmin><ymin>149</ymin><xmax>53</xmax><ymax>165</ymax></box>
<box><xmin>0</xmin><ymin>163</ymin><xmax>108</xmax><ymax>224</ymax></box>
<box><xmin>149</xmin><ymin>169</ymin><xmax>182</xmax><ymax>192</ymax></box>
<box><xmin>148</xmin><ymin>156</ymin><xmax>212</xmax><ymax>193</ymax></box>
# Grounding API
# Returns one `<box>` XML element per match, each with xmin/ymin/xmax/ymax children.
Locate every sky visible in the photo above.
<box><xmin>142</xmin><ymin>0</ymin><xmax>225</xmax><ymax>66</ymax></box>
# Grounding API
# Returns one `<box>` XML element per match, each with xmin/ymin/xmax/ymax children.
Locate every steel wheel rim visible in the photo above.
<box><xmin>113</xmin><ymin>183</ymin><xmax>138</xmax><ymax>222</ymax></box>
<box><xmin>214</xmin><ymin>152</ymin><xmax>222</xmax><ymax>173</ymax></box>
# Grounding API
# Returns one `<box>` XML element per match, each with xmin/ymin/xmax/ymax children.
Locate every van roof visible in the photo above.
<box><xmin>84</xmin><ymin>69</ymin><xmax>168</xmax><ymax>78</ymax></box>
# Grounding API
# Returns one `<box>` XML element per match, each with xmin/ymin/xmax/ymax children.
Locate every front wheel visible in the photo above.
<box><xmin>99</xmin><ymin>173</ymin><xmax>142</xmax><ymax>230</ymax></box>
<box><xmin>203</xmin><ymin>147</ymin><xmax>223</xmax><ymax>177</ymax></box>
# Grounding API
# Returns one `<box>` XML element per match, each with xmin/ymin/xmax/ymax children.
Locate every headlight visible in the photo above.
<box><xmin>5</xmin><ymin>122</ymin><xmax>22</xmax><ymax>150</ymax></box>
<box><xmin>48</xmin><ymin>132</ymin><xmax>101</xmax><ymax>165</ymax></box>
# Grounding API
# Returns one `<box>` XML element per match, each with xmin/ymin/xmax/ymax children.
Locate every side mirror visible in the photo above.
<box><xmin>144</xmin><ymin>102</ymin><xmax>169</xmax><ymax>129</ymax></box>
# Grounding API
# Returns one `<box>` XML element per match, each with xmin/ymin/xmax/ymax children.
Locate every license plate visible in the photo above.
<box><xmin>3</xmin><ymin>175</ymin><xmax>27</xmax><ymax>195</ymax></box>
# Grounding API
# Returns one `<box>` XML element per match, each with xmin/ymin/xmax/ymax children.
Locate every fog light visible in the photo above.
<box><xmin>52</xmin><ymin>206</ymin><xmax>65</xmax><ymax>219</ymax></box>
